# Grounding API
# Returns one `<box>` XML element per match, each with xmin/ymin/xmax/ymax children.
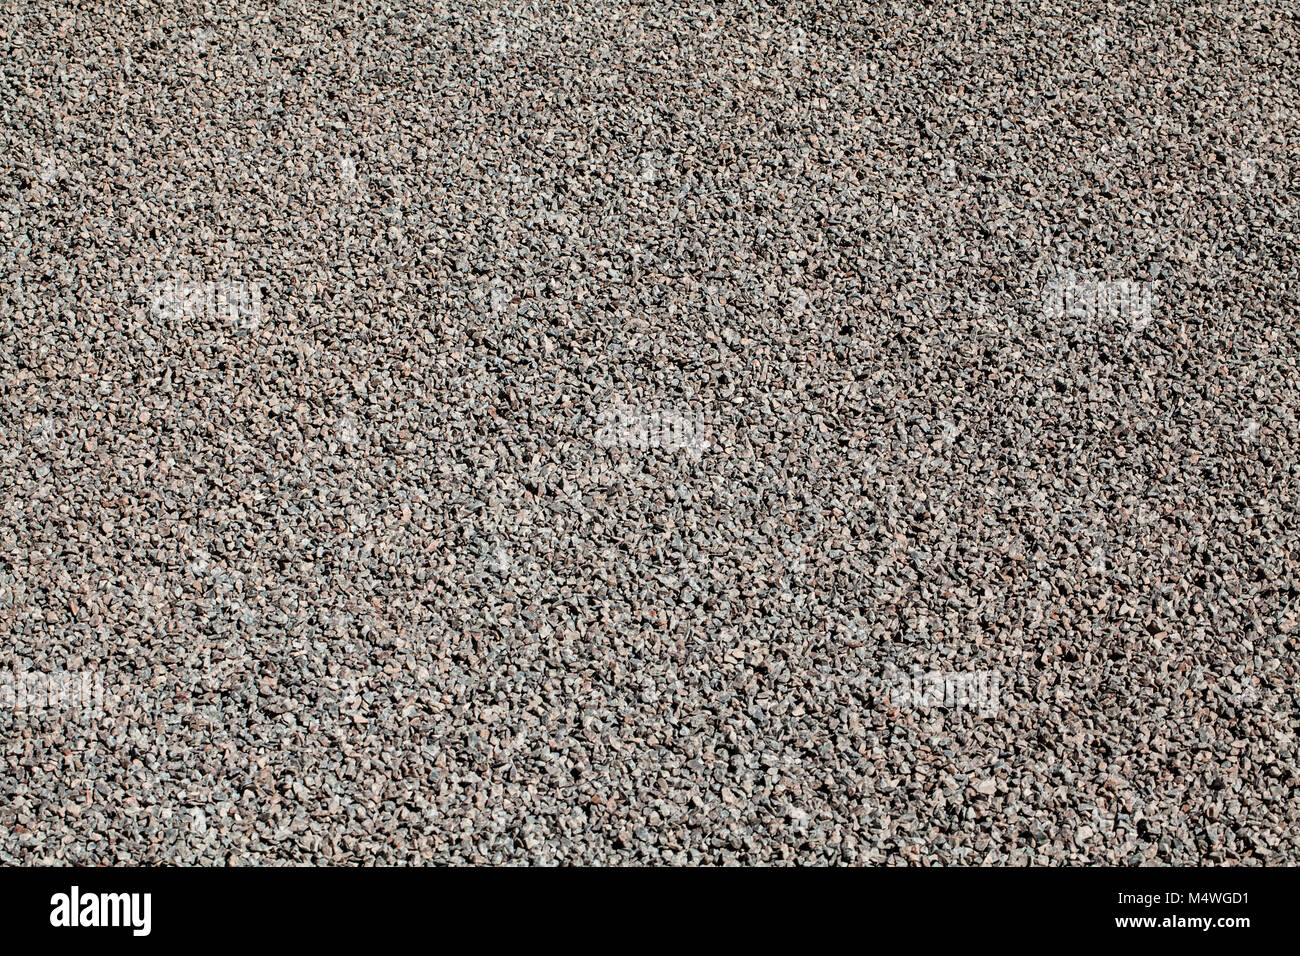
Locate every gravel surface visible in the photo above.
<box><xmin>1</xmin><ymin>0</ymin><xmax>1297</xmax><ymax>864</ymax></box>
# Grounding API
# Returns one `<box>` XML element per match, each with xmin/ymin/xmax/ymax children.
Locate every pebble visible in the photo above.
<box><xmin>0</xmin><ymin>0</ymin><xmax>1295</xmax><ymax>865</ymax></box>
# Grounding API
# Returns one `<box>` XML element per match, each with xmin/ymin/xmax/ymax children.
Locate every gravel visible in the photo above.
<box><xmin>1</xmin><ymin>0</ymin><xmax>1297</xmax><ymax>864</ymax></box>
